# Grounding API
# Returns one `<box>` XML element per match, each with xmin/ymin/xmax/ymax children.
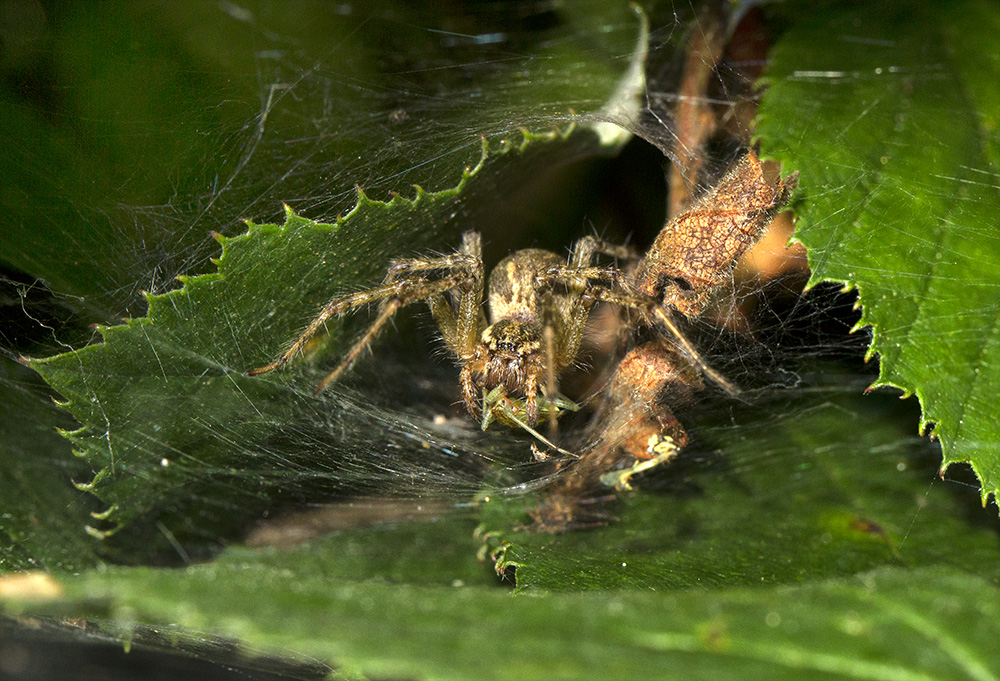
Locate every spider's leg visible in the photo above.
<box><xmin>314</xmin><ymin>272</ymin><xmax>471</xmax><ymax>394</ymax></box>
<box><xmin>569</xmin><ymin>235</ymin><xmax>639</xmax><ymax>267</ymax></box>
<box><xmin>524</xmin><ymin>364</ymin><xmax>540</xmax><ymax>428</ymax></box>
<box><xmin>460</xmin><ymin>363</ymin><xmax>480</xmax><ymax>419</ymax></box>
<box><xmin>454</xmin><ymin>232</ymin><xmax>485</xmax><ymax>358</ymax></box>
<box><xmin>538</xmin><ymin>264</ymin><xmax>625</xmax><ymax>364</ymax></box>
<box><xmin>400</xmin><ymin>232</ymin><xmax>483</xmax><ymax>359</ymax></box>
<box><xmin>583</xmin><ymin>286</ymin><xmax>739</xmax><ymax>396</ymax></box>
<box><xmin>542</xmin><ymin>310</ymin><xmax>558</xmax><ymax>437</ymax></box>
<box><xmin>247</xmin><ymin>280</ymin><xmax>411</xmax><ymax>377</ymax></box>
<box><xmin>649</xmin><ymin>306</ymin><xmax>737</xmax><ymax>395</ymax></box>
<box><xmin>314</xmin><ymin>296</ymin><xmax>403</xmax><ymax>393</ymax></box>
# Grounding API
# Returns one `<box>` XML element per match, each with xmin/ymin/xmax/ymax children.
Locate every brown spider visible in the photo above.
<box><xmin>247</xmin><ymin>231</ymin><xmax>716</xmax><ymax>439</ymax></box>
<box><xmin>248</xmin><ymin>151</ymin><xmax>795</xmax><ymax>454</ymax></box>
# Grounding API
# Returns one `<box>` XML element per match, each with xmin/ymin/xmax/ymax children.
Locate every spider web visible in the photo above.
<box><xmin>1</xmin><ymin>0</ymin><xmax>992</xmax><ymax>572</ymax></box>
<box><xmin>7</xmin><ymin>4</ymin><xmax>1000</xmax><ymax>679</ymax></box>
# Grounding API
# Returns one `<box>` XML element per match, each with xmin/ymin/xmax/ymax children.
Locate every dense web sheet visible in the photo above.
<box><xmin>4</xmin><ymin>1</ymin><xmax>662</xmax><ymax>557</ymax></box>
<box><xmin>4</xmin><ymin>3</ymin><xmax>1000</xmax><ymax>678</ymax></box>
<box><xmin>2</xmin><ymin>1</ymin><xmax>997</xmax><ymax>571</ymax></box>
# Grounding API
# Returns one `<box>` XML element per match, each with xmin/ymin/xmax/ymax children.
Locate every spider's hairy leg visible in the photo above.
<box><xmin>542</xmin><ymin>301</ymin><xmax>559</xmax><ymax>437</ymax></box>
<box><xmin>453</xmin><ymin>231</ymin><xmax>486</xmax><ymax>358</ymax></box>
<box><xmin>555</xmin><ymin>232</ymin><xmax>640</xmax><ymax>360</ymax></box>
<box><xmin>422</xmin><ymin>231</ymin><xmax>486</xmax><ymax>419</ymax></box>
<box><xmin>250</xmin><ymin>231</ymin><xmax>486</xmax><ymax>397</ymax></box>
<box><xmin>524</xmin><ymin>363</ymin><xmax>540</xmax><ymax>428</ymax></box>
<box><xmin>460</xmin><ymin>363</ymin><xmax>479</xmax><ymax>418</ymax></box>
<box><xmin>246</xmin><ymin>281</ymin><xmax>414</xmax><ymax>377</ymax></box>
<box><xmin>538</xmin><ymin>263</ymin><xmax>628</xmax><ymax>363</ymax></box>
<box><xmin>313</xmin><ymin>271</ymin><xmax>475</xmax><ymax>394</ymax></box>
<box><xmin>585</xmin><ymin>286</ymin><xmax>739</xmax><ymax>396</ymax></box>
<box><xmin>569</xmin><ymin>235</ymin><xmax>640</xmax><ymax>267</ymax></box>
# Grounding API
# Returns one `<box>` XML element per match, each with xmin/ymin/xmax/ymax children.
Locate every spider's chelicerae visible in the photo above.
<box><xmin>248</xmin><ymin>150</ymin><xmax>797</xmax><ymax>447</ymax></box>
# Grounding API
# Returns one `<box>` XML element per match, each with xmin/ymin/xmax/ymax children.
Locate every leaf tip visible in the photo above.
<box><xmin>981</xmin><ymin>489</ymin><xmax>995</xmax><ymax>509</ymax></box>
<box><xmin>73</xmin><ymin>466</ymin><xmax>110</xmax><ymax>492</ymax></box>
<box><xmin>55</xmin><ymin>425</ymin><xmax>85</xmax><ymax>439</ymax></box>
<box><xmin>938</xmin><ymin>460</ymin><xmax>950</xmax><ymax>478</ymax></box>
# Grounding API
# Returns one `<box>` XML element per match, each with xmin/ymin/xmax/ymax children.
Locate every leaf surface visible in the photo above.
<box><xmin>757</xmin><ymin>0</ymin><xmax>1000</xmax><ymax>503</ymax></box>
<box><xmin>25</xmin><ymin>6</ymin><xmax>649</xmax><ymax>552</ymax></box>
<box><xmin>9</xmin><ymin>559</ymin><xmax>998</xmax><ymax>680</ymax></box>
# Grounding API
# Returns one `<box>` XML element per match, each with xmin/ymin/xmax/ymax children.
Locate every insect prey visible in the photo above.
<box><xmin>562</xmin><ymin>150</ymin><xmax>798</xmax><ymax>496</ymax></box>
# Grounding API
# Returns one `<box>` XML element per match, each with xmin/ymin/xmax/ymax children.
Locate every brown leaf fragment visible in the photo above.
<box><xmin>668</xmin><ymin>0</ymin><xmax>727</xmax><ymax>218</ymax></box>
<box><xmin>635</xmin><ymin>150</ymin><xmax>798</xmax><ymax>317</ymax></box>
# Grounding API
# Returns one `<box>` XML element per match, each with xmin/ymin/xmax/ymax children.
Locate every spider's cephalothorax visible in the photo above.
<box><xmin>461</xmin><ymin>249</ymin><xmax>575</xmax><ymax>427</ymax></box>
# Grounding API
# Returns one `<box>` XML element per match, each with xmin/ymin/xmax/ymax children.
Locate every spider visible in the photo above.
<box><xmin>248</xmin><ymin>150</ymin><xmax>795</xmax><ymax>451</ymax></box>
<box><xmin>245</xmin><ymin>233</ymin><xmax>721</xmax><ymax>443</ymax></box>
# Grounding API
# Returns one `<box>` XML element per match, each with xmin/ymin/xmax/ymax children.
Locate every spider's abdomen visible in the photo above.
<box><xmin>487</xmin><ymin>249</ymin><xmax>563</xmax><ymax>323</ymax></box>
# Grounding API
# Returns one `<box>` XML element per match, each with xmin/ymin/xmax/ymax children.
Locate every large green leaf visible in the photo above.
<box><xmin>22</xmin><ymin>6</ymin><xmax>650</xmax><ymax>556</ymax></box>
<box><xmin>757</xmin><ymin>0</ymin><xmax>1000</xmax><ymax>505</ymax></box>
<box><xmin>6</xmin><ymin>556</ymin><xmax>999</xmax><ymax>680</ymax></box>
<box><xmin>479</xmin><ymin>372</ymin><xmax>1000</xmax><ymax>591</ymax></box>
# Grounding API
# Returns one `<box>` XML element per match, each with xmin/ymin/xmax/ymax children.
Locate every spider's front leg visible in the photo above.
<box><xmin>246</xmin><ymin>280</ymin><xmax>414</xmax><ymax>379</ymax></box>
<box><xmin>248</xmin><ymin>232</ymin><xmax>486</xmax><ymax>395</ymax></box>
<box><xmin>313</xmin><ymin>272</ymin><xmax>477</xmax><ymax>393</ymax></box>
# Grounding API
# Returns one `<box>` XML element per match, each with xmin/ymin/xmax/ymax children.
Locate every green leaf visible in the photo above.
<box><xmin>478</xmin><ymin>368</ymin><xmax>1000</xmax><ymax>590</ymax></box>
<box><xmin>23</xmin><ymin>9</ymin><xmax>650</xmax><ymax>553</ymax></box>
<box><xmin>9</xmin><ymin>561</ymin><xmax>1000</xmax><ymax>680</ymax></box>
<box><xmin>0</xmin><ymin>358</ymin><xmax>101</xmax><ymax>572</ymax></box>
<box><xmin>757</xmin><ymin>1</ymin><xmax>1000</xmax><ymax>504</ymax></box>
